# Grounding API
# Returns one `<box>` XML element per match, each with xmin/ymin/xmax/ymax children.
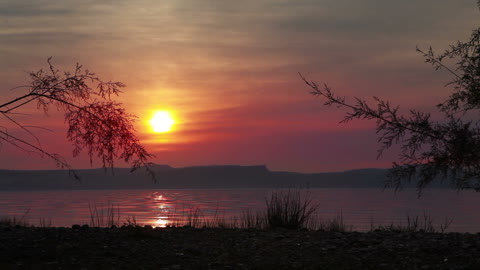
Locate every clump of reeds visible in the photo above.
<box><xmin>123</xmin><ymin>216</ymin><xmax>139</xmax><ymax>227</ymax></box>
<box><xmin>265</xmin><ymin>188</ymin><xmax>318</xmax><ymax>230</ymax></box>
<box><xmin>239</xmin><ymin>209</ymin><xmax>265</xmax><ymax>229</ymax></box>
<box><xmin>0</xmin><ymin>216</ymin><xmax>29</xmax><ymax>227</ymax></box>
<box><xmin>0</xmin><ymin>209</ymin><xmax>30</xmax><ymax>227</ymax></box>
<box><xmin>371</xmin><ymin>212</ymin><xmax>454</xmax><ymax>233</ymax></box>
<box><xmin>316</xmin><ymin>212</ymin><xmax>353</xmax><ymax>232</ymax></box>
<box><xmin>183</xmin><ymin>206</ymin><xmax>204</xmax><ymax>228</ymax></box>
<box><xmin>204</xmin><ymin>206</ymin><xmax>237</xmax><ymax>229</ymax></box>
<box><xmin>39</xmin><ymin>217</ymin><xmax>52</xmax><ymax>227</ymax></box>
<box><xmin>88</xmin><ymin>202</ymin><xmax>120</xmax><ymax>227</ymax></box>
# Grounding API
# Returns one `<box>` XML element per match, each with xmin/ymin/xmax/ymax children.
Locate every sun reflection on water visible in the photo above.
<box><xmin>151</xmin><ymin>193</ymin><xmax>174</xmax><ymax>227</ymax></box>
<box><xmin>154</xmin><ymin>217</ymin><xmax>169</xmax><ymax>228</ymax></box>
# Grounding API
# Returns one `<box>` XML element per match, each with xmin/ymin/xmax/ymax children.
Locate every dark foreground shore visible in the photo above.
<box><xmin>1</xmin><ymin>225</ymin><xmax>480</xmax><ymax>270</ymax></box>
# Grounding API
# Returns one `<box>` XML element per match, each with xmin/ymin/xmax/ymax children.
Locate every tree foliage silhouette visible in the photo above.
<box><xmin>302</xmin><ymin>3</ymin><xmax>480</xmax><ymax>192</ymax></box>
<box><xmin>0</xmin><ymin>58</ymin><xmax>153</xmax><ymax>179</ymax></box>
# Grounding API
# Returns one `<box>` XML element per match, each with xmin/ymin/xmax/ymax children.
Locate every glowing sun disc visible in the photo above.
<box><xmin>150</xmin><ymin>111</ymin><xmax>174</xmax><ymax>133</ymax></box>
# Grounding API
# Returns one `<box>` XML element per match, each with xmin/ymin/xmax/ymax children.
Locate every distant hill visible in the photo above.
<box><xmin>0</xmin><ymin>165</ymin><xmax>450</xmax><ymax>191</ymax></box>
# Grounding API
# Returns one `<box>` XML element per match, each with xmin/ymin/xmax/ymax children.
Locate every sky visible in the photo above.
<box><xmin>0</xmin><ymin>0</ymin><xmax>478</xmax><ymax>173</ymax></box>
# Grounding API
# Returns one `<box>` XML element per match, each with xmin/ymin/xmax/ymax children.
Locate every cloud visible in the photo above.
<box><xmin>148</xmin><ymin>127</ymin><xmax>396</xmax><ymax>173</ymax></box>
<box><xmin>1</xmin><ymin>0</ymin><xmax>478</xmax><ymax>172</ymax></box>
<box><xmin>0</xmin><ymin>0</ymin><xmax>72</xmax><ymax>17</ymax></box>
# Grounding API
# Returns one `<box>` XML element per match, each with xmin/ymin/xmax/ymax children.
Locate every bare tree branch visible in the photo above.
<box><xmin>0</xmin><ymin>58</ymin><xmax>154</xmax><ymax>180</ymax></box>
<box><xmin>302</xmin><ymin>21</ymin><xmax>480</xmax><ymax>194</ymax></box>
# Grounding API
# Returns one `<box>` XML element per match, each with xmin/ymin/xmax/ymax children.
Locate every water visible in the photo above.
<box><xmin>1</xmin><ymin>188</ymin><xmax>480</xmax><ymax>232</ymax></box>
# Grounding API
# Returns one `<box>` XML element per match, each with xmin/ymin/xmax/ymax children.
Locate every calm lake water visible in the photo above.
<box><xmin>1</xmin><ymin>188</ymin><xmax>480</xmax><ymax>232</ymax></box>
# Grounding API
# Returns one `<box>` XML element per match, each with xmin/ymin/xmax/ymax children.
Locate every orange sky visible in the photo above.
<box><xmin>0</xmin><ymin>1</ymin><xmax>478</xmax><ymax>172</ymax></box>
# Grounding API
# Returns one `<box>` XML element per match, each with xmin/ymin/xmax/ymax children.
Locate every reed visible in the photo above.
<box><xmin>0</xmin><ymin>209</ymin><xmax>30</xmax><ymax>227</ymax></box>
<box><xmin>239</xmin><ymin>209</ymin><xmax>265</xmax><ymax>229</ymax></box>
<box><xmin>317</xmin><ymin>212</ymin><xmax>353</xmax><ymax>232</ymax></box>
<box><xmin>183</xmin><ymin>206</ymin><xmax>204</xmax><ymax>228</ymax></box>
<box><xmin>371</xmin><ymin>212</ymin><xmax>454</xmax><ymax>233</ymax></box>
<box><xmin>88</xmin><ymin>202</ymin><xmax>120</xmax><ymax>227</ymax></box>
<box><xmin>123</xmin><ymin>216</ymin><xmax>139</xmax><ymax>226</ymax></box>
<box><xmin>39</xmin><ymin>217</ymin><xmax>52</xmax><ymax>227</ymax></box>
<box><xmin>205</xmin><ymin>207</ymin><xmax>236</xmax><ymax>229</ymax></box>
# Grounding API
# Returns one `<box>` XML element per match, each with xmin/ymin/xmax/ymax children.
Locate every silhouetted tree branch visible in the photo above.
<box><xmin>0</xmin><ymin>58</ymin><xmax>154</xmax><ymax>180</ymax></box>
<box><xmin>302</xmin><ymin>4</ymin><xmax>480</xmax><ymax>193</ymax></box>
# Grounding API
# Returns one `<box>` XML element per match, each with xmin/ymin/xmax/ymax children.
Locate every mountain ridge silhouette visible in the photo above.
<box><xmin>0</xmin><ymin>164</ymin><xmax>449</xmax><ymax>190</ymax></box>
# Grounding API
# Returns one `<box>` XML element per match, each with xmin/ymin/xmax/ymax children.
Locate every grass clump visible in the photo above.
<box><xmin>317</xmin><ymin>212</ymin><xmax>353</xmax><ymax>232</ymax></box>
<box><xmin>371</xmin><ymin>212</ymin><xmax>454</xmax><ymax>233</ymax></box>
<box><xmin>265</xmin><ymin>188</ymin><xmax>318</xmax><ymax>230</ymax></box>
<box><xmin>88</xmin><ymin>203</ymin><xmax>120</xmax><ymax>227</ymax></box>
<box><xmin>0</xmin><ymin>209</ymin><xmax>30</xmax><ymax>227</ymax></box>
<box><xmin>0</xmin><ymin>216</ymin><xmax>29</xmax><ymax>227</ymax></box>
<box><xmin>239</xmin><ymin>209</ymin><xmax>265</xmax><ymax>229</ymax></box>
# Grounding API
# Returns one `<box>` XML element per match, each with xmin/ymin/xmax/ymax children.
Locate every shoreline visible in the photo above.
<box><xmin>1</xmin><ymin>225</ymin><xmax>480</xmax><ymax>269</ymax></box>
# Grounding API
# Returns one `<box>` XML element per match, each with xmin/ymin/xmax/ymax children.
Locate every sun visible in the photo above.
<box><xmin>150</xmin><ymin>111</ymin><xmax>175</xmax><ymax>133</ymax></box>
